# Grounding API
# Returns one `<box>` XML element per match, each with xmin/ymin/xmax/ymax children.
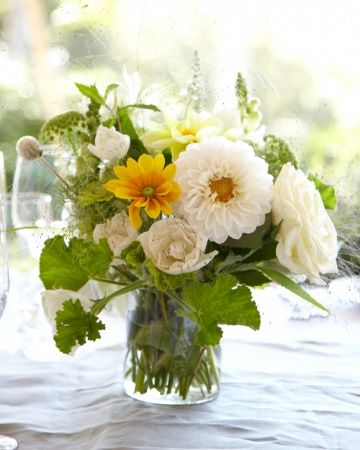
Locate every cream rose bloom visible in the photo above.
<box><xmin>93</xmin><ymin>211</ymin><xmax>137</xmax><ymax>256</ymax></box>
<box><xmin>272</xmin><ymin>163</ymin><xmax>338</xmax><ymax>284</ymax></box>
<box><xmin>138</xmin><ymin>217</ymin><xmax>218</xmax><ymax>275</ymax></box>
<box><xmin>88</xmin><ymin>126</ymin><xmax>130</xmax><ymax>163</ymax></box>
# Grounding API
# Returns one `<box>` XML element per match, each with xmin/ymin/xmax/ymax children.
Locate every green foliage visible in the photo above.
<box><xmin>104</xmin><ymin>83</ymin><xmax>119</xmax><ymax>100</ymax></box>
<box><xmin>233</xmin><ymin>270</ymin><xmax>270</xmax><ymax>286</ymax></box>
<box><xmin>223</xmin><ymin>214</ymin><xmax>272</xmax><ymax>249</ymax></box>
<box><xmin>75</xmin><ymin>83</ymin><xmax>105</xmax><ymax>105</ymax></box>
<box><xmin>121</xmin><ymin>104</ymin><xmax>160</xmax><ymax>112</ymax></box>
<box><xmin>257</xmin><ymin>135</ymin><xmax>298</xmax><ymax>178</ymax></box>
<box><xmin>39</xmin><ymin>111</ymin><xmax>88</xmax><ymax>145</ymax></box>
<box><xmin>257</xmin><ymin>266</ymin><xmax>329</xmax><ymax>312</ymax></box>
<box><xmin>40</xmin><ymin>236</ymin><xmax>113</xmax><ymax>290</ymax></box>
<box><xmin>235</xmin><ymin>72</ymin><xmax>248</xmax><ymax>109</ymax></box>
<box><xmin>118</xmin><ymin>107</ymin><xmax>148</xmax><ymax>159</ymax></box>
<box><xmin>180</xmin><ymin>273</ymin><xmax>261</xmax><ymax>346</ymax></box>
<box><xmin>146</xmin><ymin>259</ymin><xmax>195</xmax><ymax>291</ymax></box>
<box><xmin>308</xmin><ymin>173</ymin><xmax>337</xmax><ymax>210</ymax></box>
<box><xmin>121</xmin><ymin>241</ymin><xmax>145</xmax><ymax>268</ymax></box>
<box><xmin>78</xmin><ymin>181</ymin><xmax>114</xmax><ymax>206</ymax></box>
<box><xmin>54</xmin><ymin>299</ymin><xmax>105</xmax><ymax>354</ymax></box>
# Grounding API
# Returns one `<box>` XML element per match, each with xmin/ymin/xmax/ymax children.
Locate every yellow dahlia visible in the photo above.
<box><xmin>104</xmin><ymin>154</ymin><xmax>181</xmax><ymax>229</ymax></box>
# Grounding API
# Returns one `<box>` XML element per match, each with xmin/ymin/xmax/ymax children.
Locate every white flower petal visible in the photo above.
<box><xmin>272</xmin><ymin>163</ymin><xmax>338</xmax><ymax>284</ymax></box>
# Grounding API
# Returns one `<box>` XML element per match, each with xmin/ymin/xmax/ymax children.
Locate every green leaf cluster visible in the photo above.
<box><xmin>55</xmin><ymin>299</ymin><xmax>105</xmax><ymax>354</ymax></box>
<box><xmin>308</xmin><ymin>173</ymin><xmax>337</xmax><ymax>210</ymax></box>
<box><xmin>180</xmin><ymin>273</ymin><xmax>260</xmax><ymax>346</ymax></box>
<box><xmin>40</xmin><ymin>236</ymin><xmax>113</xmax><ymax>290</ymax></box>
<box><xmin>118</xmin><ymin>107</ymin><xmax>149</xmax><ymax>160</ymax></box>
<box><xmin>146</xmin><ymin>259</ymin><xmax>195</xmax><ymax>291</ymax></box>
<box><xmin>121</xmin><ymin>241</ymin><xmax>145</xmax><ymax>268</ymax></box>
<box><xmin>257</xmin><ymin>135</ymin><xmax>298</xmax><ymax>178</ymax></box>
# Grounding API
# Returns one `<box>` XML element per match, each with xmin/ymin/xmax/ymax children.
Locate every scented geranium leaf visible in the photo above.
<box><xmin>146</xmin><ymin>259</ymin><xmax>194</xmax><ymax>291</ymax></box>
<box><xmin>54</xmin><ymin>299</ymin><xmax>105</xmax><ymax>354</ymax></box>
<box><xmin>75</xmin><ymin>83</ymin><xmax>105</xmax><ymax>105</ymax></box>
<box><xmin>257</xmin><ymin>135</ymin><xmax>298</xmax><ymax>178</ymax></box>
<box><xmin>40</xmin><ymin>236</ymin><xmax>113</xmax><ymax>290</ymax></box>
<box><xmin>308</xmin><ymin>173</ymin><xmax>337</xmax><ymax>210</ymax></box>
<box><xmin>257</xmin><ymin>266</ymin><xmax>329</xmax><ymax>312</ymax></box>
<box><xmin>181</xmin><ymin>273</ymin><xmax>260</xmax><ymax>346</ymax></box>
<box><xmin>40</xmin><ymin>236</ymin><xmax>88</xmax><ymax>290</ymax></box>
<box><xmin>77</xmin><ymin>238</ymin><xmax>113</xmax><ymax>278</ymax></box>
<box><xmin>121</xmin><ymin>241</ymin><xmax>145</xmax><ymax>268</ymax></box>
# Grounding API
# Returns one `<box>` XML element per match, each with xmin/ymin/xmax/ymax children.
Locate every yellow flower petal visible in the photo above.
<box><xmin>129</xmin><ymin>202</ymin><xmax>142</xmax><ymax>229</ymax></box>
<box><xmin>113</xmin><ymin>165</ymin><xmax>131</xmax><ymax>181</ymax></box>
<box><xmin>157</xmin><ymin>196</ymin><xmax>173</xmax><ymax>215</ymax></box>
<box><xmin>155</xmin><ymin>181</ymin><xmax>173</xmax><ymax>196</ymax></box>
<box><xmin>163</xmin><ymin>181</ymin><xmax>181</xmax><ymax>202</ymax></box>
<box><xmin>145</xmin><ymin>197</ymin><xmax>161</xmax><ymax>219</ymax></box>
<box><xmin>127</xmin><ymin>158</ymin><xmax>144</xmax><ymax>181</ymax></box>
<box><xmin>103</xmin><ymin>179</ymin><xmax>121</xmax><ymax>194</ymax></box>
<box><xmin>112</xmin><ymin>186</ymin><xmax>141</xmax><ymax>200</ymax></box>
<box><xmin>152</xmin><ymin>153</ymin><xmax>165</xmax><ymax>173</ymax></box>
<box><xmin>162</xmin><ymin>163</ymin><xmax>176</xmax><ymax>180</ymax></box>
<box><xmin>138</xmin><ymin>154</ymin><xmax>154</xmax><ymax>172</ymax></box>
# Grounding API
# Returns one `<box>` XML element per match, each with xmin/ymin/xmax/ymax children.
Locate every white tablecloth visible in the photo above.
<box><xmin>1</xmin><ymin>337</ymin><xmax>360</xmax><ymax>450</ymax></box>
<box><xmin>1</xmin><ymin>269</ymin><xmax>360</xmax><ymax>450</ymax></box>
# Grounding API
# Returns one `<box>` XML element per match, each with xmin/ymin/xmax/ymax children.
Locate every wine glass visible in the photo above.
<box><xmin>0</xmin><ymin>151</ymin><xmax>18</xmax><ymax>449</ymax></box>
<box><xmin>12</xmin><ymin>145</ymin><xmax>71</xmax><ymax>258</ymax></box>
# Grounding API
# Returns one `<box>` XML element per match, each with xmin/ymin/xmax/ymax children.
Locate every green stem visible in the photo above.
<box><xmin>91</xmin><ymin>277</ymin><xmax>128</xmax><ymax>286</ymax></box>
<box><xmin>91</xmin><ymin>279</ymin><xmax>147</xmax><ymax>315</ymax></box>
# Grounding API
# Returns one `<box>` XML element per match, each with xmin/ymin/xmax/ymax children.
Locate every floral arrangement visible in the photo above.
<box><xmin>16</xmin><ymin>61</ymin><xmax>338</xmax><ymax>403</ymax></box>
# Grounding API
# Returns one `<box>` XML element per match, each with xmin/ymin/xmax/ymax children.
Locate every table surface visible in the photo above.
<box><xmin>1</xmin><ymin>271</ymin><xmax>360</xmax><ymax>450</ymax></box>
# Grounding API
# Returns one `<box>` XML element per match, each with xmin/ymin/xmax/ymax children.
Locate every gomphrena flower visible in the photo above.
<box><xmin>16</xmin><ymin>136</ymin><xmax>42</xmax><ymax>160</ymax></box>
<box><xmin>104</xmin><ymin>154</ymin><xmax>181</xmax><ymax>229</ymax></box>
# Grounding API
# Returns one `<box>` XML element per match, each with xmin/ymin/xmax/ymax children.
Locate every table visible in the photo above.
<box><xmin>1</xmin><ymin>272</ymin><xmax>360</xmax><ymax>449</ymax></box>
<box><xmin>1</xmin><ymin>337</ymin><xmax>360</xmax><ymax>449</ymax></box>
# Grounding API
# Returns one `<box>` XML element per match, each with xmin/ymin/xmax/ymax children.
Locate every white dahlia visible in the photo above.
<box><xmin>175</xmin><ymin>137</ymin><xmax>273</xmax><ymax>244</ymax></box>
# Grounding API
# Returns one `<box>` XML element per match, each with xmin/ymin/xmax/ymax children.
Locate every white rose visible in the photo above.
<box><xmin>41</xmin><ymin>289</ymin><xmax>93</xmax><ymax>335</ymax></box>
<box><xmin>93</xmin><ymin>211</ymin><xmax>137</xmax><ymax>256</ymax></box>
<box><xmin>272</xmin><ymin>163</ymin><xmax>338</xmax><ymax>284</ymax></box>
<box><xmin>138</xmin><ymin>217</ymin><xmax>218</xmax><ymax>275</ymax></box>
<box><xmin>88</xmin><ymin>126</ymin><xmax>130</xmax><ymax>162</ymax></box>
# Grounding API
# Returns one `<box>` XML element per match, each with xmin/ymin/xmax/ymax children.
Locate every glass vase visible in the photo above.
<box><xmin>123</xmin><ymin>289</ymin><xmax>221</xmax><ymax>405</ymax></box>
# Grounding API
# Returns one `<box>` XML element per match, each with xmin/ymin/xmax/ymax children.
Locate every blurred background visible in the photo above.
<box><xmin>1</xmin><ymin>0</ymin><xmax>360</xmax><ymax>200</ymax></box>
<box><xmin>0</xmin><ymin>0</ymin><xmax>359</xmax><ymax>355</ymax></box>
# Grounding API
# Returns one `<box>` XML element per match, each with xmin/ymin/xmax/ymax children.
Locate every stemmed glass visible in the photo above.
<box><xmin>0</xmin><ymin>151</ymin><xmax>18</xmax><ymax>449</ymax></box>
<box><xmin>12</xmin><ymin>145</ymin><xmax>71</xmax><ymax>258</ymax></box>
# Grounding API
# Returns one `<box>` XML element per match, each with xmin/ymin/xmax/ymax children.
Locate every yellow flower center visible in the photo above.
<box><xmin>178</xmin><ymin>125</ymin><xmax>196</xmax><ymax>136</ymax></box>
<box><xmin>142</xmin><ymin>186</ymin><xmax>155</xmax><ymax>197</ymax></box>
<box><xmin>209</xmin><ymin>177</ymin><xmax>235</xmax><ymax>203</ymax></box>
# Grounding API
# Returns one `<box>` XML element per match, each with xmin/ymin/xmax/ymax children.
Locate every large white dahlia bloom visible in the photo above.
<box><xmin>175</xmin><ymin>137</ymin><xmax>273</xmax><ymax>244</ymax></box>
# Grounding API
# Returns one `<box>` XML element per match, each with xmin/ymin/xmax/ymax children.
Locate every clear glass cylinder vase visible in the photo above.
<box><xmin>123</xmin><ymin>289</ymin><xmax>221</xmax><ymax>405</ymax></box>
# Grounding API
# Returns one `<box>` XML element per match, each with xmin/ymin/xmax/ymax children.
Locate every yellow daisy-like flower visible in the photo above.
<box><xmin>104</xmin><ymin>154</ymin><xmax>181</xmax><ymax>229</ymax></box>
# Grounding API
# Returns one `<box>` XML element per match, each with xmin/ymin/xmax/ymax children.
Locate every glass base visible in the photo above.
<box><xmin>123</xmin><ymin>379</ymin><xmax>219</xmax><ymax>405</ymax></box>
<box><xmin>0</xmin><ymin>435</ymin><xmax>17</xmax><ymax>450</ymax></box>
